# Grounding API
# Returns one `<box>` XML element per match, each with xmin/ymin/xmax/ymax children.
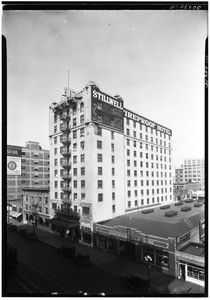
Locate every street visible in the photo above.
<box><xmin>6</xmin><ymin>230</ymin><xmax>137</xmax><ymax>296</ymax></box>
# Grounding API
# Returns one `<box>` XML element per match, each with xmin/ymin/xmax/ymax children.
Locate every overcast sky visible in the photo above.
<box><xmin>3</xmin><ymin>9</ymin><xmax>207</xmax><ymax>167</ymax></box>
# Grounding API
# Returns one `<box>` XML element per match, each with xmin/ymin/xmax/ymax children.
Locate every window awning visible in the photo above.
<box><xmin>15</xmin><ymin>213</ymin><xmax>22</xmax><ymax>218</ymax></box>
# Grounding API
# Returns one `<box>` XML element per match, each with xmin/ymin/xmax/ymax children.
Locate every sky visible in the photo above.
<box><xmin>3</xmin><ymin>9</ymin><xmax>207</xmax><ymax>167</ymax></box>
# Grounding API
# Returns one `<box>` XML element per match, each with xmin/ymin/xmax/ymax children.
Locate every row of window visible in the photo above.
<box><xmin>54</xmin><ymin>103</ymin><xmax>85</xmax><ymax>123</ymax></box>
<box><xmin>125</xmin><ymin>129</ymin><xmax>171</xmax><ymax>146</ymax></box>
<box><xmin>127</xmin><ymin>195</ymin><xmax>172</xmax><ymax>208</ymax></box>
<box><xmin>127</xmin><ymin>180</ymin><xmax>172</xmax><ymax>187</ymax></box>
<box><xmin>127</xmin><ymin>188</ymin><xmax>172</xmax><ymax>197</ymax></box>
<box><xmin>126</xmin><ymin>139</ymin><xmax>171</xmax><ymax>153</ymax></box>
<box><xmin>125</xmin><ymin>119</ymin><xmax>171</xmax><ymax>138</ymax></box>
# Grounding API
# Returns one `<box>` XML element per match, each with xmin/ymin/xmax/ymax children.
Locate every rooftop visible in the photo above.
<box><xmin>98</xmin><ymin>201</ymin><xmax>205</xmax><ymax>239</ymax></box>
<box><xmin>180</xmin><ymin>242</ymin><xmax>205</xmax><ymax>257</ymax></box>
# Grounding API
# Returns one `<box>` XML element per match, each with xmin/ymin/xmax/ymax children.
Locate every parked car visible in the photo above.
<box><xmin>7</xmin><ymin>223</ymin><xmax>17</xmax><ymax>232</ymax></box>
<box><xmin>25</xmin><ymin>232</ymin><xmax>38</xmax><ymax>241</ymax></box>
<box><xmin>73</xmin><ymin>254</ymin><xmax>91</xmax><ymax>266</ymax></box>
<box><xmin>121</xmin><ymin>273</ymin><xmax>151</xmax><ymax>294</ymax></box>
<box><xmin>56</xmin><ymin>245</ymin><xmax>75</xmax><ymax>258</ymax></box>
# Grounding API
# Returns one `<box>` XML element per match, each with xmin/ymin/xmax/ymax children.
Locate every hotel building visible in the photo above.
<box><xmin>49</xmin><ymin>81</ymin><xmax>173</xmax><ymax>244</ymax></box>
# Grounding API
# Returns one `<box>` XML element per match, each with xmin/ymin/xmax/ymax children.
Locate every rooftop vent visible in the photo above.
<box><xmin>175</xmin><ymin>201</ymin><xmax>184</xmax><ymax>206</ymax></box>
<box><xmin>194</xmin><ymin>203</ymin><xmax>203</xmax><ymax>208</ymax></box>
<box><xmin>142</xmin><ymin>208</ymin><xmax>154</xmax><ymax>214</ymax></box>
<box><xmin>160</xmin><ymin>205</ymin><xmax>170</xmax><ymax>210</ymax></box>
<box><xmin>181</xmin><ymin>206</ymin><xmax>192</xmax><ymax>212</ymax></box>
<box><xmin>184</xmin><ymin>198</ymin><xmax>194</xmax><ymax>203</ymax></box>
<box><xmin>165</xmin><ymin>211</ymin><xmax>178</xmax><ymax>217</ymax></box>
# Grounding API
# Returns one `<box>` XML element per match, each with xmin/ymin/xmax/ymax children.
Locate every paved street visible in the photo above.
<box><xmin>5</xmin><ymin>220</ymin><xmax>206</xmax><ymax>296</ymax></box>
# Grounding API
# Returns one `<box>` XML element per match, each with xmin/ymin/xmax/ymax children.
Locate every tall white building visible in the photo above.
<box><xmin>49</xmin><ymin>81</ymin><xmax>173</xmax><ymax>245</ymax></box>
<box><xmin>182</xmin><ymin>157</ymin><xmax>205</xmax><ymax>189</ymax></box>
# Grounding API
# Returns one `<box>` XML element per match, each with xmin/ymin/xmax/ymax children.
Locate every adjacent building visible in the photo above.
<box><xmin>95</xmin><ymin>199</ymin><xmax>205</xmax><ymax>286</ymax></box>
<box><xmin>7</xmin><ymin>142</ymin><xmax>50</xmax><ymax>219</ymax></box>
<box><xmin>49</xmin><ymin>81</ymin><xmax>173</xmax><ymax>245</ymax></box>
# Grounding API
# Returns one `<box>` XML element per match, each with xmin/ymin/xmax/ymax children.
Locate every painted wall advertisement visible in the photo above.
<box><xmin>91</xmin><ymin>86</ymin><xmax>124</xmax><ymax>132</ymax></box>
<box><xmin>7</xmin><ymin>145</ymin><xmax>22</xmax><ymax>176</ymax></box>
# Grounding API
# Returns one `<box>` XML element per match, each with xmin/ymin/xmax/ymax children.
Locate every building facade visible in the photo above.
<box><xmin>182</xmin><ymin>158</ymin><xmax>205</xmax><ymax>189</ymax></box>
<box><xmin>7</xmin><ymin>142</ymin><xmax>50</xmax><ymax>220</ymax></box>
<box><xmin>174</xmin><ymin>168</ymin><xmax>184</xmax><ymax>183</ymax></box>
<box><xmin>49</xmin><ymin>82</ymin><xmax>173</xmax><ymax>245</ymax></box>
<box><xmin>22</xmin><ymin>187</ymin><xmax>50</xmax><ymax>227</ymax></box>
<box><xmin>95</xmin><ymin>200</ymin><xmax>205</xmax><ymax>286</ymax></box>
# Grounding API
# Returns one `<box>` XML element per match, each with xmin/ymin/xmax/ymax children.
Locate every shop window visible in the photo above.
<box><xmin>156</xmin><ymin>250</ymin><xmax>169</xmax><ymax>269</ymax></box>
<box><xmin>142</xmin><ymin>246</ymin><xmax>154</xmax><ymax>265</ymax></box>
<box><xmin>187</xmin><ymin>265</ymin><xmax>205</xmax><ymax>281</ymax></box>
<box><xmin>82</xmin><ymin>207</ymin><xmax>90</xmax><ymax>216</ymax></box>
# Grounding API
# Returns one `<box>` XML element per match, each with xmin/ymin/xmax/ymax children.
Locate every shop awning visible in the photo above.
<box><xmin>9</xmin><ymin>211</ymin><xmax>17</xmax><ymax>216</ymax></box>
<box><xmin>49</xmin><ymin>218</ymin><xmax>79</xmax><ymax>228</ymax></box>
<box><xmin>14</xmin><ymin>213</ymin><xmax>22</xmax><ymax>218</ymax></box>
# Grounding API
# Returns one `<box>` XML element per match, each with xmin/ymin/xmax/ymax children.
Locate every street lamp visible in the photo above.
<box><xmin>144</xmin><ymin>255</ymin><xmax>153</xmax><ymax>277</ymax></box>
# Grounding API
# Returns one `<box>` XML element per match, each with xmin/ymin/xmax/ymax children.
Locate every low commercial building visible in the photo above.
<box><xmin>22</xmin><ymin>187</ymin><xmax>50</xmax><ymax>228</ymax></box>
<box><xmin>95</xmin><ymin>200</ymin><xmax>205</xmax><ymax>286</ymax></box>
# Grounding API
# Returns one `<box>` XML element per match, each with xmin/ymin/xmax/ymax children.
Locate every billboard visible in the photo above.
<box><xmin>7</xmin><ymin>145</ymin><xmax>22</xmax><ymax>176</ymax></box>
<box><xmin>91</xmin><ymin>87</ymin><xmax>124</xmax><ymax>132</ymax></box>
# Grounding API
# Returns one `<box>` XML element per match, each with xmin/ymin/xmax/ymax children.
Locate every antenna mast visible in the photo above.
<box><xmin>68</xmin><ymin>70</ymin><xmax>69</xmax><ymax>97</ymax></box>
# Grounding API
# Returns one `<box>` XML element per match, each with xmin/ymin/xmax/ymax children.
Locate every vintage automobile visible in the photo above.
<box><xmin>121</xmin><ymin>273</ymin><xmax>151</xmax><ymax>294</ymax></box>
<box><xmin>17</xmin><ymin>228</ymin><xmax>28</xmax><ymax>237</ymax></box>
<box><xmin>56</xmin><ymin>245</ymin><xmax>76</xmax><ymax>258</ymax></box>
<box><xmin>7</xmin><ymin>223</ymin><xmax>17</xmax><ymax>232</ymax></box>
<box><xmin>25</xmin><ymin>232</ymin><xmax>38</xmax><ymax>241</ymax></box>
<box><xmin>73</xmin><ymin>254</ymin><xmax>91</xmax><ymax>266</ymax></box>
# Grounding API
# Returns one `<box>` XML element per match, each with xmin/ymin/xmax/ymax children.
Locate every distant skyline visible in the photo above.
<box><xmin>3</xmin><ymin>9</ymin><xmax>207</xmax><ymax>167</ymax></box>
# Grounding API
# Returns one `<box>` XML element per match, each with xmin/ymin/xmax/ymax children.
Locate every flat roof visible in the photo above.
<box><xmin>98</xmin><ymin>201</ymin><xmax>204</xmax><ymax>239</ymax></box>
<box><xmin>180</xmin><ymin>243</ymin><xmax>205</xmax><ymax>257</ymax></box>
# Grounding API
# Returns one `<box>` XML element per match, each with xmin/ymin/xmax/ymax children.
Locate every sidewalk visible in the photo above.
<box><xmin>8</xmin><ymin>220</ymin><xmax>205</xmax><ymax>295</ymax></box>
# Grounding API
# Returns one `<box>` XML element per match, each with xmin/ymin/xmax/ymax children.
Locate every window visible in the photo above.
<box><xmin>127</xmin><ymin>160</ymin><xmax>130</xmax><ymax>167</ymax></box>
<box><xmin>127</xmin><ymin>170</ymin><xmax>130</xmax><ymax>176</ymax></box>
<box><xmin>146</xmin><ymin>153</ymin><xmax>148</xmax><ymax>159</ymax></box>
<box><xmin>140</xmin><ymin>142</ymin><xmax>142</xmax><ymax>149</ymax></box>
<box><xmin>111</xmin><ymin>143</ymin><xmax>114</xmax><ymax>152</ymax></box>
<box><xmin>80</xmin><ymin>115</ymin><xmax>84</xmax><ymax>124</ymax></box>
<box><xmin>54</xmin><ymin>148</ymin><xmax>57</xmax><ymax>155</ymax></box>
<box><xmin>127</xmin><ymin>191</ymin><xmax>131</xmax><ymax>197</ymax></box>
<box><xmin>73</xmin><ymin>156</ymin><xmax>77</xmax><ymax>163</ymax></box>
<box><xmin>54</xmin><ymin>137</ymin><xmax>57</xmax><ymax>144</ymax></box>
<box><xmin>54</xmin><ymin>113</ymin><xmax>57</xmax><ymax>123</ymax></box>
<box><xmin>98</xmin><ymin>167</ymin><xmax>102</xmax><ymax>175</ymax></box>
<box><xmin>127</xmin><ymin>149</ymin><xmax>130</xmax><ymax>156</ymax></box>
<box><xmin>81</xmin><ymin>141</ymin><xmax>85</xmax><ymax>149</ymax></box>
<box><xmin>73</xmin><ymin>118</ymin><xmax>77</xmax><ymax>126</ymax></box>
<box><xmin>133</xmin><ymin>140</ymin><xmax>136</xmax><ymax>147</ymax></box>
<box><xmin>73</xmin><ymin>131</ymin><xmax>77</xmax><ymax>139</ymax></box>
<box><xmin>127</xmin><ymin>139</ymin><xmax>130</xmax><ymax>146</ymax></box>
<box><xmin>74</xmin><ymin>193</ymin><xmax>77</xmax><ymax>200</ymax></box>
<box><xmin>98</xmin><ymin>193</ymin><xmax>103</xmax><ymax>202</ymax></box>
<box><xmin>111</xmin><ymin>131</ymin><xmax>114</xmax><ymax>139</ymax></box>
<box><xmin>127</xmin><ymin>180</ymin><xmax>131</xmax><ymax>187</ymax></box>
<box><xmin>112</xmin><ymin>180</ymin><xmax>115</xmax><ymax>188</ymax></box>
<box><xmin>133</xmin><ymin>121</ymin><xmax>136</xmax><ymax>128</ymax></box>
<box><xmin>140</xmin><ymin>133</ymin><xmax>143</xmax><ymax>139</ymax></box>
<box><xmin>54</xmin><ymin>181</ymin><xmax>57</xmax><ymax>188</ymax></box>
<box><xmin>111</xmin><ymin>156</ymin><xmax>115</xmax><ymax>163</ymax></box>
<box><xmin>112</xmin><ymin>168</ymin><xmax>115</xmax><ymax>176</ymax></box>
<box><xmin>55</xmin><ymin>192</ymin><xmax>58</xmax><ymax>199</ymax></box>
<box><xmin>126</xmin><ymin>119</ymin><xmax>129</xmax><ymax>125</ymax></box>
<box><xmin>81</xmin><ymin>167</ymin><xmax>85</xmax><ymax>175</ymax></box>
<box><xmin>73</xmin><ymin>143</ymin><xmax>77</xmax><ymax>150</ymax></box>
<box><xmin>81</xmin><ymin>193</ymin><xmax>85</xmax><ymax>200</ymax></box>
<box><xmin>134</xmin><ymin>170</ymin><xmax>137</xmax><ymax>176</ymax></box>
<box><xmin>126</xmin><ymin>128</ymin><xmax>130</xmax><ymax>136</ymax></box>
<box><xmin>133</xmin><ymin>131</ymin><xmax>136</xmax><ymax>138</ymax></box>
<box><xmin>54</xmin><ymin>126</ymin><xmax>57</xmax><ymax>133</ymax></box>
<box><xmin>98</xmin><ymin>180</ymin><xmax>103</xmax><ymax>188</ymax></box>
<box><xmin>112</xmin><ymin>192</ymin><xmax>115</xmax><ymax>200</ymax></box>
<box><xmin>73</xmin><ymin>168</ymin><xmax>77</xmax><ymax>176</ymax></box>
<box><xmin>97</xmin><ymin>127</ymin><xmax>102</xmax><ymax>136</ymax></box>
<box><xmin>80</xmin><ymin>128</ymin><xmax>85</xmax><ymax>136</ymax></box>
<box><xmin>54</xmin><ymin>170</ymin><xmax>58</xmax><ymax>177</ymax></box>
<box><xmin>134</xmin><ymin>190</ymin><xmax>138</xmax><ymax>196</ymax></box>
<box><xmin>134</xmin><ymin>151</ymin><xmax>137</xmax><ymax>157</ymax></box>
<box><xmin>128</xmin><ymin>201</ymin><xmax>131</xmax><ymax>208</ymax></box>
<box><xmin>97</xmin><ymin>154</ymin><xmax>102</xmax><ymax>162</ymax></box>
<box><xmin>81</xmin><ymin>154</ymin><xmax>85</xmax><ymax>163</ymax></box>
<box><xmin>145</xmin><ymin>135</ymin><xmax>148</xmax><ymax>141</ymax></box>
<box><xmin>112</xmin><ymin>205</ymin><xmax>115</xmax><ymax>213</ymax></box>
<box><xmin>74</xmin><ymin>181</ymin><xmax>77</xmax><ymax>188</ymax></box>
<box><xmin>80</xmin><ymin>102</ymin><xmax>84</xmax><ymax>112</ymax></box>
<box><xmin>134</xmin><ymin>160</ymin><xmax>137</xmax><ymax>167</ymax></box>
<box><xmin>81</xmin><ymin>180</ymin><xmax>85</xmax><ymax>188</ymax></box>
<box><xmin>140</xmin><ymin>152</ymin><xmax>143</xmax><ymax>158</ymax></box>
<box><xmin>97</xmin><ymin>140</ymin><xmax>102</xmax><ymax>149</ymax></box>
